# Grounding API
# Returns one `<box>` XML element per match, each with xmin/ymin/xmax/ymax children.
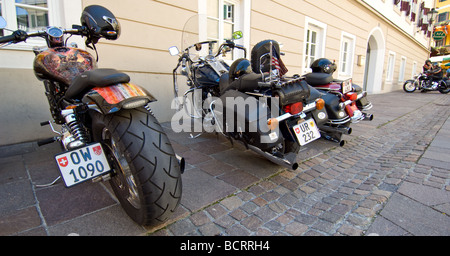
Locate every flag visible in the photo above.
<box><xmin>271</xmin><ymin>45</ymin><xmax>288</xmax><ymax>76</ymax></box>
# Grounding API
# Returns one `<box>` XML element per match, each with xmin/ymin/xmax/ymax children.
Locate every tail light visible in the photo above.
<box><xmin>283</xmin><ymin>102</ymin><xmax>303</xmax><ymax>115</ymax></box>
<box><xmin>345</xmin><ymin>92</ymin><xmax>358</xmax><ymax>101</ymax></box>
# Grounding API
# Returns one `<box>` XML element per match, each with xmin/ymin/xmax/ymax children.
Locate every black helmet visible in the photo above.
<box><xmin>310</xmin><ymin>58</ymin><xmax>337</xmax><ymax>74</ymax></box>
<box><xmin>229</xmin><ymin>58</ymin><xmax>252</xmax><ymax>81</ymax></box>
<box><xmin>81</xmin><ymin>5</ymin><xmax>121</xmax><ymax>44</ymax></box>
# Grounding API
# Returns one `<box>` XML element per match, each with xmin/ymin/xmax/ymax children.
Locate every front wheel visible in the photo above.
<box><xmin>90</xmin><ymin>107</ymin><xmax>182</xmax><ymax>226</ymax></box>
<box><xmin>403</xmin><ymin>80</ymin><xmax>417</xmax><ymax>93</ymax></box>
<box><xmin>439</xmin><ymin>82</ymin><xmax>450</xmax><ymax>94</ymax></box>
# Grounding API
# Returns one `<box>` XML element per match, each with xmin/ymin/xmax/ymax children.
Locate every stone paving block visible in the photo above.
<box><xmin>0</xmin><ymin>206</ymin><xmax>41</xmax><ymax>236</ymax></box>
<box><xmin>180</xmin><ymin>169</ymin><xmax>236</xmax><ymax>212</ymax></box>
<box><xmin>379</xmin><ymin>193</ymin><xmax>450</xmax><ymax>236</ymax></box>
<box><xmin>36</xmin><ymin>183</ymin><xmax>116</xmax><ymax>226</ymax></box>
<box><xmin>398</xmin><ymin>182</ymin><xmax>450</xmax><ymax>207</ymax></box>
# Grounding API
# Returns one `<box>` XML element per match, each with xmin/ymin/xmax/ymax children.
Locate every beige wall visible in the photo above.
<box><xmin>0</xmin><ymin>0</ymin><xmax>431</xmax><ymax>145</ymax></box>
<box><xmin>250</xmin><ymin>0</ymin><xmax>429</xmax><ymax>93</ymax></box>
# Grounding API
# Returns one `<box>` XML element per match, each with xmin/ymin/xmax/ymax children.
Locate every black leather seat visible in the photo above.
<box><xmin>65</xmin><ymin>68</ymin><xmax>130</xmax><ymax>99</ymax></box>
<box><xmin>304</xmin><ymin>72</ymin><xmax>333</xmax><ymax>86</ymax></box>
<box><xmin>220</xmin><ymin>73</ymin><xmax>261</xmax><ymax>95</ymax></box>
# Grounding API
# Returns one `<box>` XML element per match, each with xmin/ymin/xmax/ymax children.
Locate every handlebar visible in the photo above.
<box><xmin>0</xmin><ymin>26</ymin><xmax>88</xmax><ymax>45</ymax></box>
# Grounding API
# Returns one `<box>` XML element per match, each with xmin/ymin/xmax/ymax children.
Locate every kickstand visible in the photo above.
<box><xmin>35</xmin><ymin>176</ymin><xmax>61</xmax><ymax>188</ymax></box>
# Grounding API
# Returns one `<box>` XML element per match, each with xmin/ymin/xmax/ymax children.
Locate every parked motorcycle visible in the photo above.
<box><xmin>0</xmin><ymin>5</ymin><xmax>183</xmax><ymax>226</ymax></box>
<box><xmin>403</xmin><ymin>71</ymin><xmax>450</xmax><ymax>94</ymax></box>
<box><xmin>168</xmin><ymin>17</ymin><xmax>353</xmax><ymax>170</ymax></box>
<box><xmin>303</xmin><ymin>58</ymin><xmax>374</xmax><ymax>124</ymax></box>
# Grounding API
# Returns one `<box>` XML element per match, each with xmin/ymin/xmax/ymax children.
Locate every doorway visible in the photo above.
<box><xmin>363</xmin><ymin>27</ymin><xmax>385</xmax><ymax>94</ymax></box>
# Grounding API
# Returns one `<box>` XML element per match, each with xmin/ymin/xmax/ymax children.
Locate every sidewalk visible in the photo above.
<box><xmin>0</xmin><ymin>90</ymin><xmax>449</xmax><ymax>236</ymax></box>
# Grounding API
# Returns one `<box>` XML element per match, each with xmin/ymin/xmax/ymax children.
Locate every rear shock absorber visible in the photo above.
<box><xmin>61</xmin><ymin>108</ymin><xmax>88</xmax><ymax>150</ymax></box>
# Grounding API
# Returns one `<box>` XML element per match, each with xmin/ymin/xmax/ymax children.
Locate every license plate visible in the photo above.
<box><xmin>293</xmin><ymin>119</ymin><xmax>321</xmax><ymax>146</ymax></box>
<box><xmin>342</xmin><ymin>79</ymin><xmax>352</xmax><ymax>94</ymax></box>
<box><xmin>55</xmin><ymin>143</ymin><xmax>111</xmax><ymax>187</ymax></box>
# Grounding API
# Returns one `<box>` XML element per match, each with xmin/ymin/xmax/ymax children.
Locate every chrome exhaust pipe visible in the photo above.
<box><xmin>320</xmin><ymin>125</ymin><xmax>352</xmax><ymax>135</ymax></box>
<box><xmin>176</xmin><ymin>154</ymin><xmax>185</xmax><ymax>174</ymax></box>
<box><xmin>248</xmin><ymin>145</ymin><xmax>299</xmax><ymax>170</ymax></box>
<box><xmin>363</xmin><ymin>113</ymin><xmax>374</xmax><ymax>121</ymax></box>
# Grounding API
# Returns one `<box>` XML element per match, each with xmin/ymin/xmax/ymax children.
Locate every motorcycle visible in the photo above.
<box><xmin>403</xmin><ymin>71</ymin><xmax>450</xmax><ymax>94</ymax></box>
<box><xmin>169</xmin><ymin>16</ymin><xmax>348</xmax><ymax>170</ymax></box>
<box><xmin>302</xmin><ymin>59</ymin><xmax>374</xmax><ymax>132</ymax></box>
<box><xmin>0</xmin><ymin>5</ymin><xmax>183</xmax><ymax>226</ymax></box>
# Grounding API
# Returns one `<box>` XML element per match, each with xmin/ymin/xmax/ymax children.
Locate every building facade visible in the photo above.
<box><xmin>0</xmin><ymin>0</ymin><xmax>435</xmax><ymax>146</ymax></box>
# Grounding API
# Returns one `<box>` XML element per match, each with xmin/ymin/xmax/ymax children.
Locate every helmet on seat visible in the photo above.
<box><xmin>229</xmin><ymin>58</ymin><xmax>253</xmax><ymax>81</ymax></box>
<box><xmin>81</xmin><ymin>5</ymin><xmax>121</xmax><ymax>44</ymax></box>
<box><xmin>310</xmin><ymin>58</ymin><xmax>337</xmax><ymax>74</ymax></box>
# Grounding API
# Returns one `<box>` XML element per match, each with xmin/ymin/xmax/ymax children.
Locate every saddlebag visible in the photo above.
<box><xmin>219</xmin><ymin>90</ymin><xmax>283</xmax><ymax>150</ymax></box>
<box><xmin>274</xmin><ymin>79</ymin><xmax>310</xmax><ymax>107</ymax></box>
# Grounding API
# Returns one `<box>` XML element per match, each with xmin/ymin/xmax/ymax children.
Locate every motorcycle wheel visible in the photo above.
<box><xmin>90</xmin><ymin>107</ymin><xmax>182</xmax><ymax>226</ymax></box>
<box><xmin>403</xmin><ymin>80</ymin><xmax>417</xmax><ymax>93</ymax></box>
<box><xmin>438</xmin><ymin>84</ymin><xmax>450</xmax><ymax>94</ymax></box>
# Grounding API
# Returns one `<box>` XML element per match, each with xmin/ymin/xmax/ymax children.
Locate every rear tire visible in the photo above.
<box><xmin>90</xmin><ymin>107</ymin><xmax>182</xmax><ymax>226</ymax></box>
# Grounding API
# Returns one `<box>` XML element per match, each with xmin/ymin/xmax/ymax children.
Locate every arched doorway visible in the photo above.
<box><xmin>364</xmin><ymin>27</ymin><xmax>385</xmax><ymax>94</ymax></box>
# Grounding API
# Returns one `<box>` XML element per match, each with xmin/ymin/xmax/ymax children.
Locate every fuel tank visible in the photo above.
<box><xmin>33</xmin><ymin>47</ymin><xmax>97</xmax><ymax>85</ymax></box>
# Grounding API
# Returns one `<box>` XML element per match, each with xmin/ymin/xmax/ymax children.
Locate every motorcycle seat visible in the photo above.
<box><xmin>220</xmin><ymin>73</ymin><xmax>261</xmax><ymax>94</ymax></box>
<box><xmin>304</xmin><ymin>72</ymin><xmax>333</xmax><ymax>86</ymax></box>
<box><xmin>65</xmin><ymin>68</ymin><xmax>130</xmax><ymax>99</ymax></box>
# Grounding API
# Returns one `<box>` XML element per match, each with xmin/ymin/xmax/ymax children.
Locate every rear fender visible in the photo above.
<box><xmin>82</xmin><ymin>83</ymin><xmax>157</xmax><ymax>114</ymax></box>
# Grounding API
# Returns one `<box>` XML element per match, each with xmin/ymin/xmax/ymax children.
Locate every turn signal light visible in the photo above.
<box><xmin>315</xmin><ymin>98</ymin><xmax>325</xmax><ymax>110</ymax></box>
<box><xmin>267</xmin><ymin>118</ymin><xmax>279</xmax><ymax>131</ymax></box>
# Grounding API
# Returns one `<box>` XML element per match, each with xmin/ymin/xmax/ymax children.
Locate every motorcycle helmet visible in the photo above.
<box><xmin>310</xmin><ymin>58</ymin><xmax>337</xmax><ymax>74</ymax></box>
<box><xmin>229</xmin><ymin>58</ymin><xmax>253</xmax><ymax>81</ymax></box>
<box><xmin>81</xmin><ymin>5</ymin><xmax>121</xmax><ymax>44</ymax></box>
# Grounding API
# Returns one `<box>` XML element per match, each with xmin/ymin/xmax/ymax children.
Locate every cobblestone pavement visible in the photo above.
<box><xmin>151</xmin><ymin>91</ymin><xmax>450</xmax><ymax>236</ymax></box>
<box><xmin>0</xmin><ymin>91</ymin><xmax>449</xmax><ymax>236</ymax></box>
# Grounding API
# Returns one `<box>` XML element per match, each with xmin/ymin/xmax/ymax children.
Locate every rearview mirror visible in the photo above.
<box><xmin>232</xmin><ymin>31</ymin><xmax>243</xmax><ymax>40</ymax></box>
<box><xmin>169</xmin><ymin>46</ymin><xmax>180</xmax><ymax>56</ymax></box>
<box><xmin>0</xmin><ymin>17</ymin><xmax>7</xmax><ymax>29</ymax></box>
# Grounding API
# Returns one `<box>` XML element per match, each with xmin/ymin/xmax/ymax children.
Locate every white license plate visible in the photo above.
<box><xmin>55</xmin><ymin>143</ymin><xmax>111</xmax><ymax>187</ymax></box>
<box><xmin>293</xmin><ymin>119</ymin><xmax>321</xmax><ymax>146</ymax></box>
<box><xmin>342</xmin><ymin>79</ymin><xmax>352</xmax><ymax>94</ymax></box>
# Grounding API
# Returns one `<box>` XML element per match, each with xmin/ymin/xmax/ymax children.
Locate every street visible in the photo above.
<box><xmin>0</xmin><ymin>90</ymin><xmax>449</xmax><ymax>236</ymax></box>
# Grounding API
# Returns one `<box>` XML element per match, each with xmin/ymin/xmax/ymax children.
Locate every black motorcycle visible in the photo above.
<box><xmin>0</xmin><ymin>5</ymin><xmax>183</xmax><ymax>226</ymax></box>
<box><xmin>403</xmin><ymin>71</ymin><xmax>450</xmax><ymax>94</ymax></box>
<box><xmin>169</xmin><ymin>17</ymin><xmax>345</xmax><ymax>169</ymax></box>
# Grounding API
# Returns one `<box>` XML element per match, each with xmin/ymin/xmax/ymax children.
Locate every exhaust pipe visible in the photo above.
<box><xmin>321</xmin><ymin>133</ymin><xmax>346</xmax><ymax>147</ymax></box>
<box><xmin>363</xmin><ymin>113</ymin><xmax>374</xmax><ymax>121</ymax></box>
<box><xmin>176</xmin><ymin>154</ymin><xmax>186</xmax><ymax>174</ymax></box>
<box><xmin>320</xmin><ymin>125</ymin><xmax>352</xmax><ymax>135</ymax></box>
<box><xmin>248</xmin><ymin>145</ymin><xmax>299</xmax><ymax>170</ymax></box>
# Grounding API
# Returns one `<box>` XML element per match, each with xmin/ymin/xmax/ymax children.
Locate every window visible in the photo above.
<box><xmin>386</xmin><ymin>51</ymin><xmax>396</xmax><ymax>82</ymax></box>
<box><xmin>339</xmin><ymin>32</ymin><xmax>356</xmax><ymax>78</ymax></box>
<box><xmin>399</xmin><ymin>56</ymin><xmax>406</xmax><ymax>82</ymax></box>
<box><xmin>0</xmin><ymin>2</ymin><xmax>3</xmax><ymax>36</ymax></box>
<box><xmin>412</xmin><ymin>61</ymin><xmax>417</xmax><ymax>78</ymax></box>
<box><xmin>205</xmin><ymin>0</ymin><xmax>238</xmax><ymax>60</ymax></box>
<box><xmin>303</xmin><ymin>17</ymin><xmax>327</xmax><ymax>74</ymax></box>
<box><xmin>2</xmin><ymin>0</ymin><xmax>48</xmax><ymax>32</ymax></box>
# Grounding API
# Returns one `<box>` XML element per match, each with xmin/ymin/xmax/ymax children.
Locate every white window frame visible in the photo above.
<box><xmin>302</xmin><ymin>17</ymin><xmax>327</xmax><ymax>74</ymax></box>
<box><xmin>338</xmin><ymin>31</ymin><xmax>356</xmax><ymax>79</ymax></box>
<box><xmin>386</xmin><ymin>51</ymin><xmax>396</xmax><ymax>82</ymax></box>
<box><xmin>412</xmin><ymin>61</ymin><xmax>417</xmax><ymax>78</ymax></box>
<box><xmin>198</xmin><ymin>0</ymin><xmax>250</xmax><ymax>61</ymax></box>
<box><xmin>398</xmin><ymin>56</ymin><xmax>407</xmax><ymax>82</ymax></box>
<box><xmin>0</xmin><ymin>0</ymin><xmax>83</xmax><ymax>51</ymax></box>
